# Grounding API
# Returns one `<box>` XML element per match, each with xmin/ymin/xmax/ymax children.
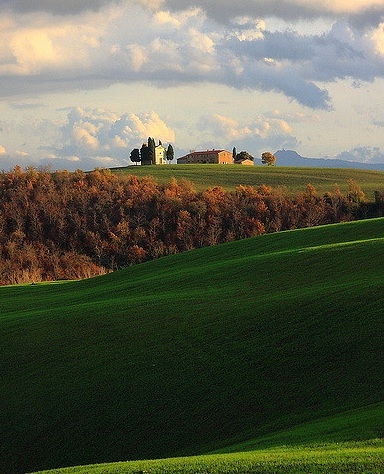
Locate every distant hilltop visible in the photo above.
<box><xmin>274</xmin><ymin>149</ymin><xmax>384</xmax><ymax>171</ymax></box>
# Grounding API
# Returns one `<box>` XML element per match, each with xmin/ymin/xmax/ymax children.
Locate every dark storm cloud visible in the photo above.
<box><xmin>0</xmin><ymin>0</ymin><xmax>121</xmax><ymax>15</ymax></box>
<box><xmin>163</xmin><ymin>0</ymin><xmax>328</xmax><ymax>23</ymax></box>
<box><xmin>163</xmin><ymin>0</ymin><xmax>384</xmax><ymax>24</ymax></box>
<box><xmin>349</xmin><ymin>6</ymin><xmax>384</xmax><ymax>29</ymax></box>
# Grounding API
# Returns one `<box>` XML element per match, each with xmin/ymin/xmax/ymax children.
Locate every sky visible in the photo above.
<box><xmin>1</xmin><ymin>0</ymin><xmax>384</xmax><ymax>170</ymax></box>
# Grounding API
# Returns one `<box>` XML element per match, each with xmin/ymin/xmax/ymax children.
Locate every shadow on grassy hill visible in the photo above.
<box><xmin>1</xmin><ymin>219</ymin><xmax>383</xmax><ymax>473</ymax></box>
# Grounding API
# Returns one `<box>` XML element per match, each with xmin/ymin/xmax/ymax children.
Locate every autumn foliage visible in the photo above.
<box><xmin>0</xmin><ymin>166</ymin><xmax>382</xmax><ymax>285</ymax></box>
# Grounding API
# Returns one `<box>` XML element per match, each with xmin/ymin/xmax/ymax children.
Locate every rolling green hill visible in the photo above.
<box><xmin>1</xmin><ymin>219</ymin><xmax>383</xmax><ymax>473</ymax></box>
<box><xmin>112</xmin><ymin>164</ymin><xmax>384</xmax><ymax>199</ymax></box>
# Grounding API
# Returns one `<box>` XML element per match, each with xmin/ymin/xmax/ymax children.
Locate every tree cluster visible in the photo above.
<box><xmin>130</xmin><ymin>137</ymin><xmax>174</xmax><ymax>165</ymax></box>
<box><xmin>232</xmin><ymin>149</ymin><xmax>276</xmax><ymax>165</ymax></box>
<box><xmin>0</xmin><ymin>166</ymin><xmax>382</xmax><ymax>285</ymax></box>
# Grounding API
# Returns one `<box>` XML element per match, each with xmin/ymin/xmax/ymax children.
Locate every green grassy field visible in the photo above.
<box><xmin>31</xmin><ymin>405</ymin><xmax>384</xmax><ymax>473</ymax></box>
<box><xmin>1</xmin><ymin>219</ymin><xmax>383</xmax><ymax>474</ymax></box>
<box><xmin>32</xmin><ymin>439</ymin><xmax>384</xmax><ymax>474</ymax></box>
<box><xmin>112</xmin><ymin>164</ymin><xmax>384</xmax><ymax>199</ymax></box>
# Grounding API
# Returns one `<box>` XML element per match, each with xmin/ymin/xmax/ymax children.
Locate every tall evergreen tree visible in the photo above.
<box><xmin>140</xmin><ymin>143</ymin><xmax>149</xmax><ymax>165</ymax></box>
<box><xmin>232</xmin><ymin>147</ymin><xmax>237</xmax><ymax>162</ymax></box>
<box><xmin>148</xmin><ymin>137</ymin><xmax>155</xmax><ymax>165</ymax></box>
<box><xmin>166</xmin><ymin>144</ymin><xmax>174</xmax><ymax>163</ymax></box>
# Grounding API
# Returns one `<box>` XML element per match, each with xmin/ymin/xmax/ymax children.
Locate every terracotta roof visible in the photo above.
<box><xmin>187</xmin><ymin>150</ymin><xmax>225</xmax><ymax>155</ymax></box>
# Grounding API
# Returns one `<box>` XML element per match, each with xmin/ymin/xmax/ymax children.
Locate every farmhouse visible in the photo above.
<box><xmin>177</xmin><ymin>149</ymin><xmax>233</xmax><ymax>165</ymax></box>
<box><xmin>234</xmin><ymin>158</ymin><xmax>254</xmax><ymax>166</ymax></box>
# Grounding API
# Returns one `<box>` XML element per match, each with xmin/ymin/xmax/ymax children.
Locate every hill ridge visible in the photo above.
<box><xmin>274</xmin><ymin>149</ymin><xmax>384</xmax><ymax>170</ymax></box>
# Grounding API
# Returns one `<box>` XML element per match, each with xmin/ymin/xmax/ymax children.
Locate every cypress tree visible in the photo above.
<box><xmin>148</xmin><ymin>137</ymin><xmax>155</xmax><ymax>165</ymax></box>
<box><xmin>166</xmin><ymin>144</ymin><xmax>174</xmax><ymax>163</ymax></box>
<box><xmin>140</xmin><ymin>143</ymin><xmax>149</xmax><ymax>165</ymax></box>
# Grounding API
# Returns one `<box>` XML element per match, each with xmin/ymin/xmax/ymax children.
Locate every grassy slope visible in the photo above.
<box><xmin>31</xmin><ymin>406</ymin><xmax>384</xmax><ymax>473</ymax></box>
<box><xmin>1</xmin><ymin>219</ymin><xmax>383</xmax><ymax>473</ymax></box>
<box><xmin>215</xmin><ymin>403</ymin><xmax>384</xmax><ymax>452</ymax></box>
<box><xmin>112</xmin><ymin>164</ymin><xmax>384</xmax><ymax>199</ymax></box>
<box><xmin>32</xmin><ymin>440</ymin><xmax>384</xmax><ymax>474</ymax></box>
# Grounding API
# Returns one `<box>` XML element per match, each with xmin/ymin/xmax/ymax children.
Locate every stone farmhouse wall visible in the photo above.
<box><xmin>177</xmin><ymin>150</ymin><xmax>233</xmax><ymax>164</ymax></box>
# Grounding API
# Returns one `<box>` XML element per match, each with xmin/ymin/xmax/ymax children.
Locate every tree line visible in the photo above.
<box><xmin>0</xmin><ymin>166</ymin><xmax>382</xmax><ymax>285</ymax></box>
<box><xmin>232</xmin><ymin>148</ymin><xmax>276</xmax><ymax>166</ymax></box>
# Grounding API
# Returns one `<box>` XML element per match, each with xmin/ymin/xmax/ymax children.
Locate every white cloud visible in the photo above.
<box><xmin>126</xmin><ymin>44</ymin><xmax>148</xmax><ymax>72</ymax></box>
<box><xmin>129</xmin><ymin>111</ymin><xmax>175</xmax><ymax>142</ymax></box>
<box><xmin>53</xmin><ymin>107</ymin><xmax>175</xmax><ymax>165</ymax></box>
<box><xmin>154</xmin><ymin>9</ymin><xmax>181</xmax><ymax>27</ymax></box>
<box><xmin>1</xmin><ymin>2</ymin><xmax>384</xmax><ymax>109</ymax></box>
<box><xmin>15</xmin><ymin>150</ymin><xmax>29</xmax><ymax>157</ymax></box>
<box><xmin>371</xmin><ymin>22</ymin><xmax>384</xmax><ymax>54</ymax></box>
<box><xmin>0</xmin><ymin>147</ymin><xmax>38</xmax><ymax>170</ymax></box>
<box><xmin>335</xmin><ymin>145</ymin><xmax>384</xmax><ymax>163</ymax></box>
<box><xmin>0</xmin><ymin>106</ymin><xmax>175</xmax><ymax>170</ymax></box>
<box><xmin>10</xmin><ymin>30</ymin><xmax>57</xmax><ymax>74</ymax></box>
<box><xmin>277</xmin><ymin>120</ymin><xmax>293</xmax><ymax>134</ymax></box>
<box><xmin>0</xmin><ymin>10</ymin><xmax>112</xmax><ymax>78</ymax></box>
<box><xmin>196</xmin><ymin>113</ymin><xmax>298</xmax><ymax>155</ymax></box>
<box><xmin>268</xmin><ymin>109</ymin><xmax>322</xmax><ymax>123</ymax></box>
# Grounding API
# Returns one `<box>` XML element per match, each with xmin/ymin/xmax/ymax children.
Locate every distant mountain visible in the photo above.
<box><xmin>274</xmin><ymin>149</ymin><xmax>384</xmax><ymax>171</ymax></box>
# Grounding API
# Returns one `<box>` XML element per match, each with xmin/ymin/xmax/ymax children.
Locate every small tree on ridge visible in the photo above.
<box><xmin>261</xmin><ymin>151</ymin><xmax>276</xmax><ymax>166</ymax></box>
